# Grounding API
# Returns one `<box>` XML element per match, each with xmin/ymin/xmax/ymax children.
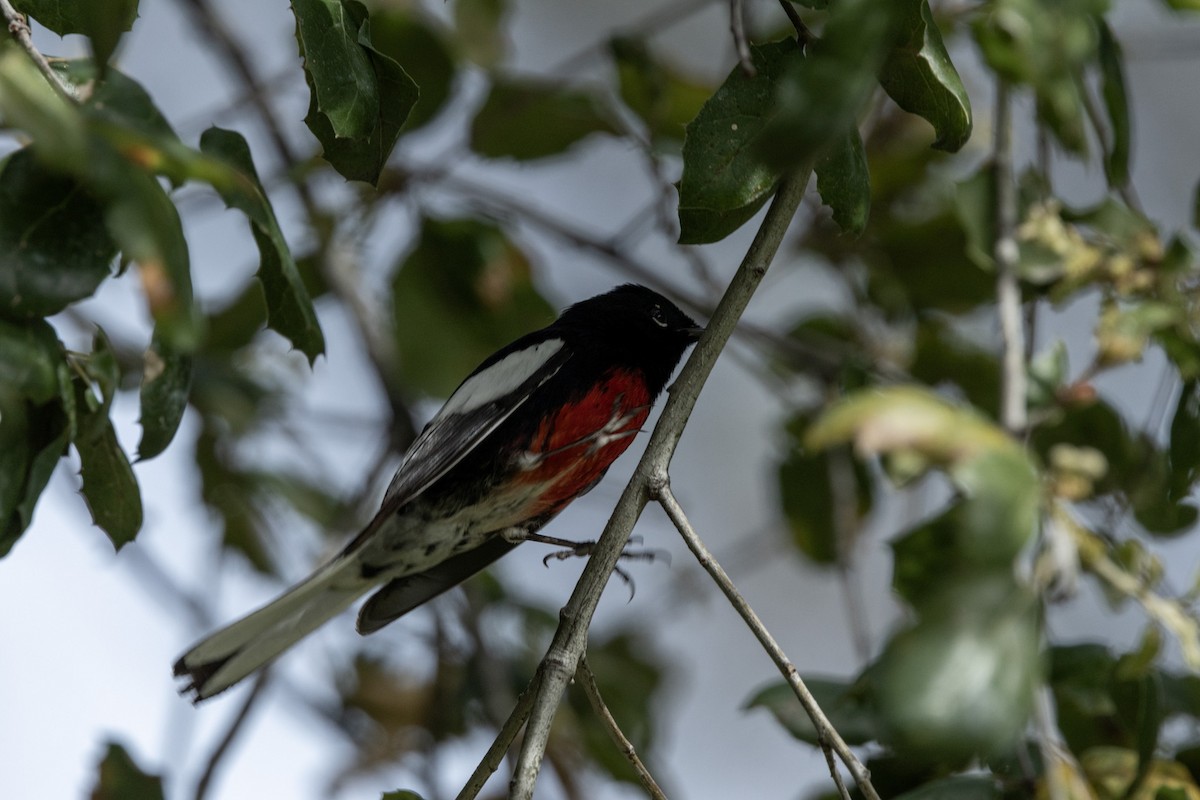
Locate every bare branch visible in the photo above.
<box><xmin>730</xmin><ymin>0</ymin><xmax>755</xmax><ymax>76</ymax></box>
<box><xmin>455</xmin><ymin>675</ymin><xmax>539</xmax><ymax>800</ymax></box>
<box><xmin>193</xmin><ymin>672</ymin><xmax>270</xmax><ymax>800</ymax></box>
<box><xmin>506</xmin><ymin>169</ymin><xmax>812</xmax><ymax>799</ymax></box>
<box><xmin>656</xmin><ymin>483</ymin><xmax>870</xmax><ymax>800</ymax></box>
<box><xmin>575</xmin><ymin>655</ymin><xmax>669</xmax><ymax>800</ymax></box>
<box><xmin>0</xmin><ymin>0</ymin><xmax>74</xmax><ymax>97</ymax></box>
<box><xmin>776</xmin><ymin>0</ymin><xmax>814</xmax><ymax>46</ymax></box>
<box><xmin>992</xmin><ymin>81</ymin><xmax>1026</xmax><ymax>435</ymax></box>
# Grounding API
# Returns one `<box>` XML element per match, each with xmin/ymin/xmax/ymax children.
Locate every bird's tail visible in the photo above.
<box><xmin>173</xmin><ymin>558</ymin><xmax>370</xmax><ymax>702</ymax></box>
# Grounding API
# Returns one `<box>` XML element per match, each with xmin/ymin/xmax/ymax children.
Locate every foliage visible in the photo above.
<box><xmin>3</xmin><ymin>0</ymin><xmax>1200</xmax><ymax>798</ymax></box>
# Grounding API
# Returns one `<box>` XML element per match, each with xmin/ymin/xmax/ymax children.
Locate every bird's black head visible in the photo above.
<box><xmin>556</xmin><ymin>284</ymin><xmax>703</xmax><ymax>395</ymax></box>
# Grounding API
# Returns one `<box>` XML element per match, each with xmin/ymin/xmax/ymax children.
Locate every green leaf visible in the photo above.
<box><xmin>778</xmin><ymin>436</ymin><xmax>872</xmax><ymax>565</ymax></box>
<box><xmin>0</xmin><ymin>396</ymin><xmax>69</xmax><ymax>555</ymax></box>
<box><xmin>199</xmin><ymin>127</ymin><xmax>325</xmax><ymax>363</ymax></box>
<box><xmin>469</xmin><ymin>78</ymin><xmax>618</xmax><ymax>161</ymax></box>
<box><xmin>1096</xmin><ymin>19</ymin><xmax>1131</xmax><ymax>188</ymax></box>
<box><xmin>294</xmin><ymin>0</ymin><xmax>419</xmax><ymax>184</ymax></box>
<box><xmin>368</xmin><ymin>10</ymin><xmax>456</xmax><ymax>132</ymax></box>
<box><xmin>610</xmin><ymin>37</ymin><xmax>712</xmax><ymax>145</ymax></box>
<box><xmin>90</xmin><ymin>741</ymin><xmax>164</xmax><ymax>800</ymax></box>
<box><xmin>14</xmin><ymin>0</ymin><xmax>139</xmax><ymax>72</ymax></box>
<box><xmin>0</xmin><ymin>317</ymin><xmax>65</xmax><ymax>405</ymax></box>
<box><xmin>1171</xmin><ymin>380</ymin><xmax>1200</xmax><ymax>498</ymax></box>
<box><xmin>0</xmin><ymin>147</ymin><xmax>117</xmax><ymax>319</ymax></box>
<box><xmin>136</xmin><ymin>335</ymin><xmax>192</xmax><ymax>460</ymax></box>
<box><xmin>746</xmin><ymin>676</ymin><xmax>879</xmax><ymax>746</ymax></box>
<box><xmin>758</xmin><ymin>0</ymin><xmax>899</xmax><ymax>168</ymax></box>
<box><xmin>1162</xmin><ymin>0</ymin><xmax>1200</xmax><ymax>11</ymax></box>
<box><xmin>392</xmin><ymin>218</ymin><xmax>556</xmax><ymax>397</ymax></box>
<box><xmin>814</xmin><ymin>127</ymin><xmax>870</xmax><ymax>235</ymax></box>
<box><xmin>52</xmin><ymin>60</ymin><xmax>178</xmax><ymax>142</ymax></box>
<box><xmin>893</xmin><ymin>776</ymin><xmax>1002</xmax><ymax>800</ymax></box>
<box><xmin>381</xmin><ymin>793</ymin><xmax>427</xmax><ymax>800</ymax></box>
<box><xmin>677</xmin><ymin>39</ymin><xmax>801</xmax><ymax>245</ymax></box>
<box><xmin>878</xmin><ymin>0</ymin><xmax>973</xmax><ymax>152</ymax></box>
<box><xmin>453</xmin><ymin>0</ymin><xmax>506</xmax><ymax>67</ymax></box>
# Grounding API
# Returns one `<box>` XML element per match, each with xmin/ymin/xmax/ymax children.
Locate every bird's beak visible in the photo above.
<box><xmin>684</xmin><ymin>326</ymin><xmax>705</xmax><ymax>342</ymax></box>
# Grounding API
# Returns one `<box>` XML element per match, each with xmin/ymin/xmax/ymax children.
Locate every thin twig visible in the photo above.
<box><xmin>828</xmin><ymin>446</ymin><xmax>870</xmax><ymax>664</ymax></box>
<box><xmin>455</xmin><ymin>675</ymin><xmax>539</xmax><ymax>800</ymax></box>
<box><xmin>776</xmin><ymin>0</ymin><xmax>814</xmax><ymax>46</ymax></box>
<box><xmin>656</xmin><ymin>484</ymin><xmax>867</xmax><ymax>800</ymax></box>
<box><xmin>730</xmin><ymin>0</ymin><xmax>755</xmax><ymax>76</ymax></box>
<box><xmin>193</xmin><ymin>671</ymin><xmax>270</xmax><ymax>800</ymax></box>
<box><xmin>993</xmin><ymin>81</ymin><xmax>1027</xmax><ymax>435</ymax></box>
<box><xmin>0</xmin><ymin>0</ymin><xmax>74</xmax><ymax>97</ymax></box>
<box><xmin>1079</xmin><ymin>76</ymin><xmax>1143</xmax><ymax>213</ymax></box>
<box><xmin>507</xmin><ymin>169</ymin><xmax>814</xmax><ymax>799</ymax></box>
<box><xmin>575</xmin><ymin>656</ymin><xmax>668</xmax><ymax>800</ymax></box>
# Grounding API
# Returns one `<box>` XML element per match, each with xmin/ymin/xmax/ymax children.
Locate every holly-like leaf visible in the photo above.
<box><xmin>879</xmin><ymin>0</ymin><xmax>973</xmax><ymax>152</ymax></box>
<box><xmin>90</xmin><ymin>741</ymin><xmax>164</xmax><ymax>800</ymax></box>
<box><xmin>13</xmin><ymin>0</ymin><xmax>138</xmax><ymax>72</ymax></box>
<box><xmin>677</xmin><ymin>39</ymin><xmax>801</xmax><ymax>245</ymax></box>
<box><xmin>469</xmin><ymin>78</ymin><xmax>618</xmax><ymax>161</ymax></box>
<box><xmin>199</xmin><ymin>127</ymin><xmax>325</xmax><ymax>363</ymax></box>
<box><xmin>136</xmin><ymin>335</ymin><xmax>192</xmax><ymax>460</ymax></box>
<box><xmin>814</xmin><ymin>127</ymin><xmax>870</xmax><ymax>235</ymax></box>
<box><xmin>294</xmin><ymin>0</ymin><xmax>418</xmax><ymax>184</ymax></box>
<box><xmin>0</xmin><ymin>148</ymin><xmax>116</xmax><ymax>319</ymax></box>
<box><xmin>392</xmin><ymin>217</ymin><xmax>555</xmax><ymax>397</ymax></box>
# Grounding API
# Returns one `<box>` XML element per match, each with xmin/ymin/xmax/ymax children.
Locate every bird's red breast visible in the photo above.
<box><xmin>510</xmin><ymin>367</ymin><xmax>652</xmax><ymax>519</ymax></box>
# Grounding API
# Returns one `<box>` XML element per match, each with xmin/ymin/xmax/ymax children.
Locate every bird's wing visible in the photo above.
<box><xmin>340</xmin><ymin>336</ymin><xmax>571</xmax><ymax>556</ymax></box>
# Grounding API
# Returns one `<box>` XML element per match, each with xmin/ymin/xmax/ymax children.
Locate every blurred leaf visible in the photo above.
<box><xmin>1170</xmin><ymin>380</ymin><xmax>1200</xmax><ymax>497</ymax></box>
<box><xmin>368</xmin><ymin>10</ymin><xmax>456</xmax><ymax>131</ymax></box>
<box><xmin>469</xmin><ymin>78</ymin><xmax>618</xmax><ymax>161</ymax></box>
<box><xmin>52</xmin><ymin>60</ymin><xmax>176</xmax><ymax>140</ymax></box>
<box><xmin>381</xmin><ymin>793</ymin><xmax>427</xmax><ymax>800</ymax></box>
<box><xmin>1096</xmin><ymin>301</ymin><xmax>1180</xmax><ymax>368</ymax></box>
<box><xmin>1027</xmin><ymin>340</ymin><xmax>1070</xmax><ymax>411</ymax></box>
<box><xmin>392</xmin><ymin>217</ymin><xmax>555</xmax><ymax>397</ymax></box>
<box><xmin>876</xmin><ymin>581</ymin><xmax>1040</xmax><ymax>763</ymax></box>
<box><xmin>814</xmin><ymin>127</ymin><xmax>870</xmax><ymax>235</ymax></box>
<box><xmin>0</xmin><ymin>317</ymin><xmax>65</xmax><ymax>405</ymax></box>
<box><xmin>879</xmin><ymin>0</ymin><xmax>973</xmax><ymax>152</ymax></box>
<box><xmin>89</xmin><ymin>741</ymin><xmax>163</xmax><ymax>800</ymax></box>
<box><xmin>0</xmin><ymin>148</ymin><xmax>116</xmax><ymax>319</ymax></box>
<box><xmin>759</xmin><ymin>0</ymin><xmax>899</xmax><ymax>168</ymax></box>
<box><xmin>973</xmin><ymin>0</ymin><xmax>1106</xmax><ymax>153</ymax></box>
<box><xmin>1</xmin><ymin>393</ymin><xmax>70</xmax><ymax>555</ymax></box>
<box><xmin>893</xmin><ymin>776</ymin><xmax>1002</xmax><ymax>800</ymax></box>
<box><xmin>1096</xmin><ymin>20</ymin><xmax>1131</xmax><ymax>188</ymax></box>
<box><xmin>14</xmin><ymin>0</ymin><xmax>138</xmax><ymax>72</ymax></box>
<box><xmin>1081</xmin><ymin>748</ymin><xmax>1200</xmax><ymax>800</ymax></box>
<box><xmin>194</xmin><ymin>425</ymin><xmax>273</xmax><ymax>573</ymax></box>
<box><xmin>199</xmin><ymin>127</ymin><xmax>325</xmax><ymax>363</ymax></box>
<box><xmin>610</xmin><ymin>37</ymin><xmax>711</xmax><ymax>145</ymax></box>
<box><xmin>136</xmin><ymin>335</ymin><xmax>192</xmax><ymax>460</ymax></box>
<box><xmin>778</xmin><ymin>437</ymin><xmax>872</xmax><ymax>565</ymax></box>
<box><xmin>910</xmin><ymin>319</ymin><xmax>1001</xmax><ymax>418</ymax></box>
<box><xmin>677</xmin><ymin>39</ymin><xmax>800</xmax><ymax>245</ymax></box>
<box><xmin>957</xmin><ymin>166</ymin><xmax>996</xmax><ymax>270</ymax></box>
<box><xmin>746</xmin><ymin>676</ymin><xmax>879</xmax><ymax>746</ymax></box>
<box><xmin>453</xmin><ymin>0</ymin><xmax>506</xmax><ymax>67</ymax></box>
<box><xmin>294</xmin><ymin>0</ymin><xmax>418</xmax><ymax>184</ymax></box>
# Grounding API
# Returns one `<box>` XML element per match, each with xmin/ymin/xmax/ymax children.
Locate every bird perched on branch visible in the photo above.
<box><xmin>174</xmin><ymin>284</ymin><xmax>703</xmax><ymax>701</ymax></box>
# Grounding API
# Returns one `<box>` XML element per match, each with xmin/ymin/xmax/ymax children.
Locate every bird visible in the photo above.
<box><xmin>174</xmin><ymin>283</ymin><xmax>703</xmax><ymax>701</ymax></box>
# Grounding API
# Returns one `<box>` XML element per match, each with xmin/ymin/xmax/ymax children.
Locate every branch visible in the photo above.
<box><xmin>993</xmin><ymin>81</ymin><xmax>1026</xmax><ymax>435</ymax></box>
<box><xmin>656</xmin><ymin>484</ymin><xmax>870</xmax><ymax>800</ymax></box>
<box><xmin>575</xmin><ymin>656</ymin><xmax>668</xmax><ymax>800</ymax></box>
<box><xmin>193</xmin><ymin>671</ymin><xmax>270</xmax><ymax>800</ymax></box>
<box><xmin>730</xmin><ymin>0</ymin><xmax>755</xmax><ymax>76</ymax></box>
<box><xmin>0</xmin><ymin>0</ymin><xmax>73</xmax><ymax>97</ymax></box>
<box><xmin>454</xmin><ymin>674</ymin><xmax>539</xmax><ymax>800</ymax></box>
<box><xmin>506</xmin><ymin>169</ymin><xmax>812</xmax><ymax>799</ymax></box>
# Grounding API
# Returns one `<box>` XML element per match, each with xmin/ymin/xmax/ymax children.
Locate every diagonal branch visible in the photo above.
<box><xmin>1</xmin><ymin>0</ymin><xmax>73</xmax><ymax>97</ymax></box>
<box><xmin>505</xmin><ymin>168</ymin><xmax>813</xmax><ymax>799</ymax></box>
<box><xmin>655</xmin><ymin>483</ymin><xmax>869</xmax><ymax>800</ymax></box>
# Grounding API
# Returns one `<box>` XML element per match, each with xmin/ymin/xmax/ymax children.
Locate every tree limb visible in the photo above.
<box><xmin>506</xmin><ymin>169</ymin><xmax>813</xmax><ymax>799</ymax></box>
<box><xmin>193</xmin><ymin>671</ymin><xmax>270</xmax><ymax>800</ymax></box>
<box><xmin>0</xmin><ymin>0</ymin><xmax>73</xmax><ymax>97</ymax></box>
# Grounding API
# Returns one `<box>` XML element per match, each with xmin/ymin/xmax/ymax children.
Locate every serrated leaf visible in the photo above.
<box><xmin>368</xmin><ymin>10</ymin><xmax>456</xmax><ymax>132</ymax></box>
<box><xmin>137</xmin><ymin>335</ymin><xmax>192</xmax><ymax>460</ymax></box>
<box><xmin>814</xmin><ymin>126</ymin><xmax>870</xmax><ymax>235</ymax></box>
<box><xmin>0</xmin><ymin>147</ymin><xmax>116</xmax><ymax>319</ymax></box>
<box><xmin>90</xmin><ymin>741</ymin><xmax>164</xmax><ymax>800</ymax></box>
<box><xmin>13</xmin><ymin>0</ymin><xmax>138</xmax><ymax>72</ymax></box>
<box><xmin>392</xmin><ymin>217</ymin><xmax>555</xmax><ymax>397</ymax></box>
<box><xmin>1097</xmin><ymin>19</ymin><xmax>1131</xmax><ymax>188</ymax></box>
<box><xmin>199</xmin><ymin>127</ymin><xmax>325</xmax><ymax>362</ymax></box>
<box><xmin>469</xmin><ymin>78</ymin><xmax>618</xmax><ymax>161</ymax></box>
<box><xmin>294</xmin><ymin>0</ymin><xmax>418</xmax><ymax>184</ymax></box>
<box><xmin>677</xmin><ymin>39</ymin><xmax>800</xmax><ymax>245</ymax></box>
<box><xmin>879</xmin><ymin>0</ymin><xmax>973</xmax><ymax>152</ymax></box>
<box><xmin>75</xmin><ymin>413</ymin><xmax>142</xmax><ymax>549</ymax></box>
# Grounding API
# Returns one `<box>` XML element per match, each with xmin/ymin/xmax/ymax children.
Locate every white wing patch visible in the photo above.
<box><xmin>440</xmin><ymin>338</ymin><xmax>565</xmax><ymax>416</ymax></box>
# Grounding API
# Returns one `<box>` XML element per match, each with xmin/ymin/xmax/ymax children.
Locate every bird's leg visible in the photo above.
<box><xmin>499</xmin><ymin>529</ymin><xmax>669</xmax><ymax>598</ymax></box>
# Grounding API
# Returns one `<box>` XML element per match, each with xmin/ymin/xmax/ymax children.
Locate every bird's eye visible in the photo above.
<box><xmin>650</xmin><ymin>305</ymin><xmax>668</xmax><ymax>327</ymax></box>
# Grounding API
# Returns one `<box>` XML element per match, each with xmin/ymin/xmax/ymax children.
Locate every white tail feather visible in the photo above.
<box><xmin>175</xmin><ymin>558</ymin><xmax>371</xmax><ymax>701</ymax></box>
